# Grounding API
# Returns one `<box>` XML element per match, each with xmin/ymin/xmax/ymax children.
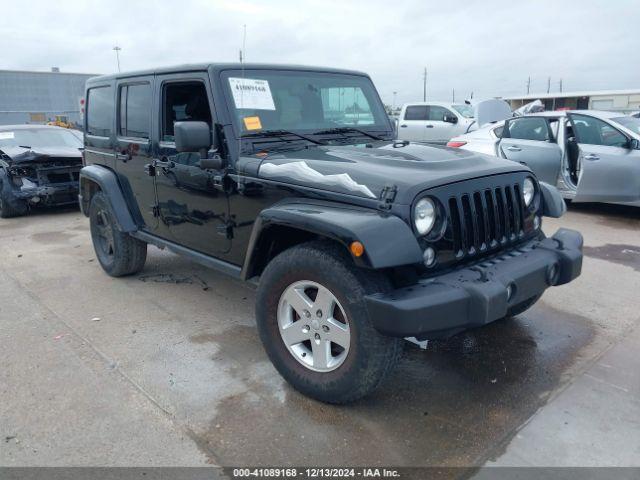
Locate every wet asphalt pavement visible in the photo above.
<box><xmin>1</xmin><ymin>202</ymin><xmax>638</xmax><ymax>470</ymax></box>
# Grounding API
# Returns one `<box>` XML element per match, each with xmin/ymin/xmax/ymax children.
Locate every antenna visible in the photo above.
<box><xmin>238</xmin><ymin>24</ymin><xmax>247</xmax><ymax>157</ymax></box>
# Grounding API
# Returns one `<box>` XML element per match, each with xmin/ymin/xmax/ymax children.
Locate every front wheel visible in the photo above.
<box><xmin>89</xmin><ymin>191</ymin><xmax>147</xmax><ymax>277</ymax></box>
<box><xmin>256</xmin><ymin>241</ymin><xmax>403</xmax><ymax>404</ymax></box>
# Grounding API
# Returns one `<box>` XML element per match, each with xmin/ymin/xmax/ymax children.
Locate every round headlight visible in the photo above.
<box><xmin>523</xmin><ymin>177</ymin><xmax>535</xmax><ymax>207</ymax></box>
<box><xmin>414</xmin><ymin>198</ymin><xmax>436</xmax><ymax>235</ymax></box>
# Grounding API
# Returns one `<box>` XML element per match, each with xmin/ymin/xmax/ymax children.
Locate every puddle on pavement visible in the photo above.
<box><xmin>583</xmin><ymin>244</ymin><xmax>640</xmax><ymax>272</ymax></box>
<box><xmin>30</xmin><ymin>231</ymin><xmax>78</xmax><ymax>244</ymax></box>
<box><xmin>187</xmin><ymin>303</ymin><xmax>595</xmax><ymax>469</ymax></box>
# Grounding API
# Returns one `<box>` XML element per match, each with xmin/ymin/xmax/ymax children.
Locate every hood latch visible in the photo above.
<box><xmin>379</xmin><ymin>184</ymin><xmax>398</xmax><ymax>210</ymax></box>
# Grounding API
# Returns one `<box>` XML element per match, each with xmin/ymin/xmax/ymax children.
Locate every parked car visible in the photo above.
<box><xmin>396</xmin><ymin>101</ymin><xmax>476</xmax><ymax>143</ymax></box>
<box><xmin>448</xmin><ymin>111</ymin><xmax>640</xmax><ymax>207</ymax></box>
<box><xmin>80</xmin><ymin>63</ymin><xmax>583</xmax><ymax>403</ymax></box>
<box><xmin>0</xmin><ymin>125</ymin><xmax>83</xmax><ymax>218</ymax></box>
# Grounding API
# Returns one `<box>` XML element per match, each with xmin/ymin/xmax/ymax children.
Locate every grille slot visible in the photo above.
<box><xmin>449</xmin><ymin>184</ymin><xmax>525</xmax><ymax>258</ymax></box>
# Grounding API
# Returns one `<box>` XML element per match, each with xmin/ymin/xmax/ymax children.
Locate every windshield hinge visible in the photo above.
<box><xmin>379</xmin><ymin>184</ymin><xmax>398</xmax><ymax>210</ymax></box>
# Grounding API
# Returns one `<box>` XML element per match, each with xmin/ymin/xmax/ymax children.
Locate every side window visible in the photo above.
<box><xmin>87</xmin><ymin>86</ymin><xmax>113</xmax><ymax>137</ymax></box>
<box><xmin>571</xmin><ymin>114</ymin><xmax>628</xmax><ymax>148</ymax></box>
<box><xmin>119</xmin><ymin>83</ymin><xmax>151</xmax><ymax>138</ymax></box>
<box><xmin>505</xmin><ymin>117</ymin><xmax>550</xmax><ymax>141</ymax></box>
<box><xmin>404</xmin><ymin>105</ymin><xmax>428</xmax><ymax>121</ymax></box>
<box><xmin>493</xmin><ymin>125</ymin><xmax>504</xmax><ymax>138</ymax></box>
<box><xmin>427</xmin><ymin>106</ymin><xmax>452</xmax><ymax>121</ymax></box>
<box><xmin>162</xmin><ymin>82</ymin><xmax>212</xmax><ymax>142</ymax></box>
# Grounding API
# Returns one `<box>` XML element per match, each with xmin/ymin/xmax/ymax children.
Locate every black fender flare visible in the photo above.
<box><xmin>79</xmin><ymin>165</ymin><xmax>138</xmax><ymax>232</ymax></box>
<box><xmin>539</xmin><ymin>181</ymin><xmax>567</xmax><ymax>218</ymax></box>
<box><xmin>241</xmin><ymin>200</ymin><xmax>423</xmax><ymax>279</ymax></box>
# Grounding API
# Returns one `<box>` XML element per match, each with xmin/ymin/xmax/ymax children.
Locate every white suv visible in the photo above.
<box><xmin>396</xmin><ymin>101</ymin><xmax>476</xmax><ymax>144</ymax></box>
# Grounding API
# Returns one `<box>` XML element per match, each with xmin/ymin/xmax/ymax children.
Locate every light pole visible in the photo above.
<box><xmin>113</xmin><ymin>46</ymin><xmax>122</xmax><ymax>72</ymax></box>
<box><xmin>392</xmin><ymin>91</ymin><xmax>397</xmax><ymax>110</ymax></box>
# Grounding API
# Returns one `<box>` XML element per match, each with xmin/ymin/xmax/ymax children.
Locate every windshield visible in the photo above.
<box><xmin>452</xmin><ymin>104</ymin><xmax>474</xmax><ymax>118</ymax></box>
<box><xmin>612</xmin><ymin>116</ymin><xmax>640</xmax><ymax>136</ymax></box>
<box><xmin>0</xmin><ymin>128</ymin><xmax>83</xmax><ymax>150</ymax></box>
<box><xmin>221</xmin><ymin>70</ymin><xmax>391</xmax><ymax>137</ymax></box>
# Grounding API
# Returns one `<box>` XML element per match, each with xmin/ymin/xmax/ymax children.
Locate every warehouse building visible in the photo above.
<box><xmin>503</xmin><ymin>89</ymin><xmax>640</xmax><ymax>113</ymax></box>
<box><xmin>0</xmin><ymin>68</ymin><xmax>97</xmax><ymax>127</ymax></box>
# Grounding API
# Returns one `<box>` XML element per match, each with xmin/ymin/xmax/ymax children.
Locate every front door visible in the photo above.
<box><xmin>424</xmin><ymin>105</ymin><xmax>458</xmax><ymax>143</ymax></box>
<box><xmin>569</xmin><ymin>113</ymin><xmax>640</xmax><ymax>204</ymax></box>
<box><xmin>499</xmin><ymin>116</ymin><xmax>562</xmax><ymax>185</ymax></box>
<box><xmin>114</xmin><ymin>77</ymin><xmax>156</xmax><ymax>229</ymax></box>
<box><xmin>153</xmin><ymin>74</ymin><xmax>231</xmax><ymax>256</ymax></box>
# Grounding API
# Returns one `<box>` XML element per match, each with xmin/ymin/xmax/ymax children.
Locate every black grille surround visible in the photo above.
<box><xmin>415</xmin><ymin>172</ymin><xmax>541</xmax><ymax>273</ymax></box>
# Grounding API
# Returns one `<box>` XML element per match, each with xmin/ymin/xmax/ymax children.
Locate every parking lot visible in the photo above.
<box><xmin>1</xmin><ymin>202</ymin><xmax>639</xmax><ymax>469</ymax></box>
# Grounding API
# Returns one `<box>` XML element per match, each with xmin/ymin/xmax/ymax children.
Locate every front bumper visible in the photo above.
<box><xmin>14</xmin><ymin>181</ymin><xmax>79</xmax><ymax>206</ymax></box>
<box><xmin>366</xmin><ymin>228</ymin><xmax>583</xmax><ymax>339</ymax></box>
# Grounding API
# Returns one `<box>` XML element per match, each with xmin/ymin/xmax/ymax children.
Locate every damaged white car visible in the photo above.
<box><xmin>447</xmin><ymin>111</ymin><xmax>640</xmax><ymax>207</ymax></box>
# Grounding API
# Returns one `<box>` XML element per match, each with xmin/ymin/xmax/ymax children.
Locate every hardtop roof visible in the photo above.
<box><xmin>86</xmin><ymin>63</ymin><xmax>369</xmax><ymax>85</ymax></box>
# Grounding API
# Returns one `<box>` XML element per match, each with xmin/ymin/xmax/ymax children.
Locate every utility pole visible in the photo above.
<box><xmin>112</xmin><ymin>46</ymin><xmax>122</xmax><ymax>72</ymax></box>
<box><xmin>526</xmin><ymin>76</ymin><xmax>531</xmax><ymax>95</ymax></box>
<box><xmin>423</xmin><ymin>67</ymin><xmax>427</xmax><ymax>102</ymax></box>
<box><xmin>452</xmin><ymin>88</ymin><xmax>455</xmax><ymax>103</ymax></box>
<box><xmin>559</xmin><ymin>78</ymin><xmax>563</xmax><ymax>93</ymax></box>
<box><xmin>392</xmin><ymin>91</ymin><xmax>397</xmax><ymax>110</ymax></box>
<box><xmin>547</xmin><ymin>77</ymin><xmax>551</xmax><ymax>94</ymax></box>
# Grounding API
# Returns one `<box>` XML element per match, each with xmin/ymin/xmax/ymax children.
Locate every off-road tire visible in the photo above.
<box><xmin>0</xmin><ymin>179</ymin><xmax>28</xmax><ymax>218</ymax></box>
<box><xmin>256</xmin><ymin>241</ymin><xmax>403</xmax><ymax>404</ymax></box>
<box><xmin>507</xmin><ymin>293</ymin><xmax>543</xmax><ymax>318</ymax></box>
<box><xmin>89</xmin><ymin>191</ymin><xmax>147</xmax><ymax>277</ymax></box>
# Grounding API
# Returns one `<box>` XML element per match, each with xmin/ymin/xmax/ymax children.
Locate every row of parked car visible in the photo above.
<box><xmin>395</xmin><ymin>100</ymin><xmax>640</xmax><ymax>207</ymax></box>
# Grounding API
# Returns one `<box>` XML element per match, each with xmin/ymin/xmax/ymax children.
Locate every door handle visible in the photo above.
<box><xmin>116</xmin><ymin>152</ymin><xmax>131</xmax><ymax>162</ymax></box>
<box><xmin>426</xmin><ymin>125</ymin><xmax>434</xmax><ymax>128</ymax></box>
<box><xmin>583</xmin><ymin>154</ymin><xmax>600</xmax><ymax>161</ymax></box>
<box><xmin>400</xmin><ymin>124</ymin><xmax>407</xmax><ymax>128</ymax></box>
<box><xmin>506</xmin><ymin>146</ymin><xmax>522</xmax><ymax>152</ymax></box>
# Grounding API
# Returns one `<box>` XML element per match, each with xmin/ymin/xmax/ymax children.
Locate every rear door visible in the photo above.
<box><xmin>115</xmin><ymin>77</ymin><xmax>156</xmax><ymax>229</ymax></box>
<box><xmin>84</xmin><ymin>83</ymin><xmax>116</xmax><ymax>170</ymax></box>
<box><xmin>397</xmin><ymin>105</ymin><xmax>428</xmax><ymax>142</ymax></box>
<box><xmin>569</xmin><ymin>113</ymin><xmax>640</xmax><ymax>204</ymax></box>
<box><xmin>499</xmin><ymin>116</ymin><xmax>562</xmax><ymax>185</ymax></box>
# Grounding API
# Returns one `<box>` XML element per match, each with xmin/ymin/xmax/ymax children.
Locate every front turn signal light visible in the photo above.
<box><xmin>350</xmin><ymin>241</ymin><xmax>364</xmax><ymax>257</ymax></box>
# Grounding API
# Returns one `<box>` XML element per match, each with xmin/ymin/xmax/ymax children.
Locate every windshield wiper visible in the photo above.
<box><xmin>313</xmin><ymin>127</ymin><xmax>384</xmax><ymax>141</ymax></box>
<box><xmin>242</xmin><ymin>129</ymin><xmax>324</xmax><ymax>145</ymax></box>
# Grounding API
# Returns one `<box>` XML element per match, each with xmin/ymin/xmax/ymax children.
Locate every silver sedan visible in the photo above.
<box><xmin>448</xmin><ymin>110</ymin><xmax>640</xmax><ymax>207</ymax></box>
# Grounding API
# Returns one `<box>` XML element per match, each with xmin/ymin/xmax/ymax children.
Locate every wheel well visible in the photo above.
<box><xmin>80</xmin><ymin>178</ymin><xmax>101</xmax><ymax>216</ymax></box>
<box><xmin>247</xmin><ymin>225</ymin><xmax>348</xmax><ymax>279</ymax></box>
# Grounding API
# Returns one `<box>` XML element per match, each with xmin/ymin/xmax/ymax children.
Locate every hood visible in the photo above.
<box><xmin>0</xmin><ymin>146</ymin><xmax>82</xmax><ymax>164</ymax></box>
<box><xmin>256</xmin><ymin>142</ymin><xmax>529</xmax><ymax>204</ymax></box>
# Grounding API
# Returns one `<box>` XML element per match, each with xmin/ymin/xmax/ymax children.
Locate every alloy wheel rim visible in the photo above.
<box><xmin>277</xmin><ymin>280</ymin><xmax>350</xmax><ymax>372</ymax></box>
<box><xmin>95</xmin><ymin>209</ymin><xmax>115</xmax><ymax>258</ymax></box>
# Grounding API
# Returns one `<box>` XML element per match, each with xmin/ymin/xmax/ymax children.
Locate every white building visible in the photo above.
<box><xmin>503</xmin><ymin>89</ymin><xmax>640</xmax><ymax>113</ymax></box>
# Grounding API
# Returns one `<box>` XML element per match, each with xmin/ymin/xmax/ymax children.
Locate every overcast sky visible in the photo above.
<box><xmin>2</xmin><ymin>0</ymin><xmax>639</xmax><ymax>106</ymax></box>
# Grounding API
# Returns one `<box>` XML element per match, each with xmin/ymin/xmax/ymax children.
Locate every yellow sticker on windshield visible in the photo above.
<box><xmin>243</xmin><ymin>116</ymin><xmax>262</xmax><ymax>131</ymax></box>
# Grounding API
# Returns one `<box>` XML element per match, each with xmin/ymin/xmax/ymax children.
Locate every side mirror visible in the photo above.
<box><xmin>628</xmin><ymin>138</ymin><xmax>640</xmax><ymax>150</ymax></box>
<box><xmin>174</xmin><ymin>121</ymin><xmax>213</xmax><ymax>156</ymax></box>
<box><xmin>443</xmin><ymin>114</ymin><xmax>458</xmax><ymax>124</ymax></box>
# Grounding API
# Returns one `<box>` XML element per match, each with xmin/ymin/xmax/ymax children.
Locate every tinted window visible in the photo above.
<box><xmin>404</xmin><ymin>105</ymin><xmax>428</xmax><ymax>121</ymax></box>
<box><xmin>428</xmin><ymin>106</ymin><xmax>453</xmax><ymax>121</ymax></box>
<box><xmin>572</xmin><ymin>114</ymin><xmax>628</xmax><ymax>147</ymax></box>
<box><xmin>119</xmin><ymin>83</ymin><xmax>151</xmax><ymax>138</ymax></box>
<box><xmin>162</xmin><ymin>82</ymin><xmax>211</xmax><ymax>142</ymax></box>
<box><xmin>505</xmin><ymin>117</ymin><xmax>549</xmax><ymax>141</ymax></box>
<box><xmin>87</xmin><ymin>86</ymin><xmax>113</xmax><ymax>136</ymax></box>
<box><xmin>612</xmin><ymin>116</ymin><xmax>640</xmax><ymax>136</ymax></box>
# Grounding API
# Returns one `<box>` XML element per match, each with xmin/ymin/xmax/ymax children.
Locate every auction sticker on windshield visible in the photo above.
<box><xmin>243</xmin><ymin>116</ymin><xmax>263</xmax><ymax>130</ymax></box>
<box><xmin>0</xmin><ymin>131</ymin><xmax>15</xmax><ymax>140</ymax></box>
<box><xmin>229</xmin><ymin>78</ymin><xmax>276</xmax><ymax>110</ymax></box>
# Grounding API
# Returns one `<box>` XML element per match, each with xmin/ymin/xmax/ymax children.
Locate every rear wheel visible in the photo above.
<box><xmin>89</xmin><ymin>191</ymin><xmax>147</xmax><ymax>277</ymax></box>
<box><xmin>256</xmin><ymin>241</ymin><xmax>403</xmax><ymax>404</ymax></box>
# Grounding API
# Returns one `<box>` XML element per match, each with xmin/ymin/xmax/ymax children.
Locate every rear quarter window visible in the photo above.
<box><xmin>87</xmin><ymin>86</ymin><xmax>114</xmax><ymax>137</ymax></box>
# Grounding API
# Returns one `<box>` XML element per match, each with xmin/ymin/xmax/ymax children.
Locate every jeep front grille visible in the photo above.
<box><xmin>448</xmin><ymin>183</ymin><xmax>525</xmax><ymax>258</ymax></box>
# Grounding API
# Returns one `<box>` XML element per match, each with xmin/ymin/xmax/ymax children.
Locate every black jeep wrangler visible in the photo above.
<box><xmin>80</xmin><ymin>64</ymin><xmax>583</xmax><ymax>403</ymax></box>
